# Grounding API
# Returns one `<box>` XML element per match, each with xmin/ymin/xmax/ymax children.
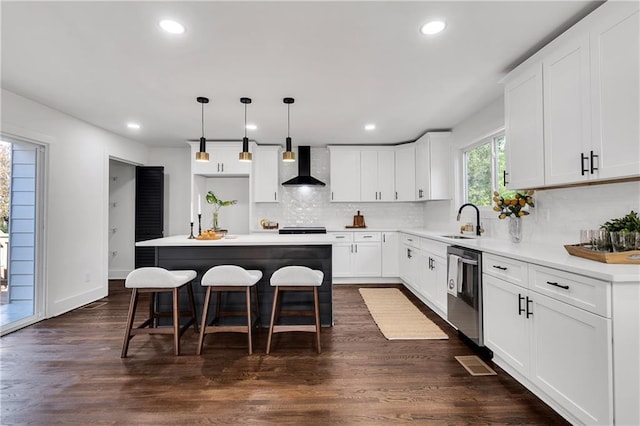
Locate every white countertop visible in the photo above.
<box><xmin>400</xmin><ymin>228</ymin><xmax>640</xmax><ymax>283</ymax></box>
<box><xmin>136</xmin><ymin>233</ymin><xmax>334</xmax><ymax>247</ymax></box>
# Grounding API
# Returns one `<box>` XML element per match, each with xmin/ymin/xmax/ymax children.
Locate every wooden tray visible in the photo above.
<box><xmin>564</xmin><ymin>243</ymin><xmax>640</xmax><ymax>264</ymax></box>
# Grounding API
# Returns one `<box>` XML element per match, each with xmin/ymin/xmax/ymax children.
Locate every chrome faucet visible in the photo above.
<box><xmin>457</xmin><ymin>203</ymin><xmax>482</xmax><ymax>236</ymax></box>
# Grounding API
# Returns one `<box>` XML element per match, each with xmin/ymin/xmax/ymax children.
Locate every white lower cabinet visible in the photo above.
<box><xmin>399</xmin><ymin>234</ymin><xmax>448</xmax><ymax>320</ymax></box>
<box><xmin>483</xmin><ymin>255</ymin><xmax>613</xmax><ymax>425</ymax></box>
<box><xmin>330</xmin><ymin>232</ymin><xmax>381</xmax><ymax>278</ymax></box>
<box><xmin>381</xmin><ymin>232</ymin><xmax>399</xmax><ymax>277</ymax></box>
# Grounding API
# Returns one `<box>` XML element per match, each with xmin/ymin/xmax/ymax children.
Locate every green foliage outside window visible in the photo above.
<box><xmin>464</xmin><ymin>135</ymin><xmax>506</xmax><ymax>207</ymax></box>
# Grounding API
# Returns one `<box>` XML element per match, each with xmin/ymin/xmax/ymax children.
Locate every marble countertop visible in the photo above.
<box><xmin>399</xmin><ymin>228</ymin><xmax>640</xmax><ymax>283</ymax></box>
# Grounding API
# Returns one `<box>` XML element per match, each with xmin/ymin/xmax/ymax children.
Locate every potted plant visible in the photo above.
<box><xmin>205</xmin><ymin>191</ymin><xmax>237</xmax><ymax>231</ymax></box>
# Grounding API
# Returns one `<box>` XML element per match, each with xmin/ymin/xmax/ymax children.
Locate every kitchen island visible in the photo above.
<box><xmin>136</xmin><ymin>234</ymin><xmax>334</xmax><ymax>326</ymax></box>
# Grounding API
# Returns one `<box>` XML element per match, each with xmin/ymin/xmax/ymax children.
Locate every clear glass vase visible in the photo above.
<box><xmin>212</xmin><ymin>211</ymin><xmax>219</xmax><ymax>231</ymax></box>
<box><xmin>509</xmin><ymin>216</ymin><xmax>522</xmax><ymax>243</ymax></box>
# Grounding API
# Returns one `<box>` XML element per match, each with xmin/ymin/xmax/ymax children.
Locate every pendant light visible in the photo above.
<box><xmin>282</xmin><ymin>97</ymin><xmax>296</xmax><ymax>162</ymax></box>
<box><xmin>195</xmin><ymin>96</ymin><xmax>210</xmax><ymax>162</ymax></box>
<box><xmin>239</xmin><ymin>97</ymin><xmax>252</xmax><ymax>162</ymax></box>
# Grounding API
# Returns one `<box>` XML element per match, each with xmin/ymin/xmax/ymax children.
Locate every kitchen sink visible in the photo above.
<box><xmin>441</xmin><ymin>234</ymin><xmax>474</xmax><ymax>239</ymax></box>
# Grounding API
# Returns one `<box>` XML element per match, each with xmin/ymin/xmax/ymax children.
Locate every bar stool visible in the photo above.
<box><xmin>121</xmin><ymin>267</ymin><xmax>199</xmax><ymax>358</ymax></box>
<box><xmin>197</xmin><ymin>265</ymin><xmax>263</xmax><ymax>355</ymax></box>
<box><xmin>266</xmin><ymin>266</ymin><xmax>324</xmax><ymax>354</ymax></box>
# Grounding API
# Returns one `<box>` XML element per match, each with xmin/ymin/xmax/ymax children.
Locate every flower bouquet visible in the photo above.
<box><xmin>492</xmin><ymin>190</ymin><xmax>535</xmax><ymax>219</ymax></box>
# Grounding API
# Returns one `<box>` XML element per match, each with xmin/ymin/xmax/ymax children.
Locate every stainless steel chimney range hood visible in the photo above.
<box><xmin>281</xmin><ymin>146</ymin><xmax>326</xmax><ymax>186</ymax></box>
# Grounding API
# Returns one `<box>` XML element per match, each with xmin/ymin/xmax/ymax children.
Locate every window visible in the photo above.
<box><xmin>463</xmin><ymin>132</ymin><xmax>505</xmax><ymax>207</ymax></box>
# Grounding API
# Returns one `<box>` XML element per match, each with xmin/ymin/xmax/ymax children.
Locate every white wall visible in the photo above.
<box><xmin>424</xmin><ymin>95</ymin><xmax>640</xmax><ymax>245</ymax></box>
<box><xmin>1</xmin><ymin>89</ymin><xmax>149</xmax><ymax>317</ymax></box>
<box><xmin>253</xmin><ymin>147</ymin><xmax>425</xmax><ymax>230</ymax></box>
<box><xmin>108</xmin><ymin>160</ymin><xmax>135</xmax><ymax>279</ymax></box>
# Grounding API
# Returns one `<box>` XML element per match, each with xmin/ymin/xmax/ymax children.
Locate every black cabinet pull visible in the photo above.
<box><xmin>581</xmin><ymin>153</ymin><xmax>589</xmax><ymax>176</ymax></box>
<box><xmin>395</xmin><ymin>191</ymin><xmax>398</xmax><ymax>200</ymax></box>
<box><xmin>546</xmin><ymin>281</ymin><xmax>570</xmax><ymax>290</ymax></box>
<box><xmin>407</xmin><ymin>248</ymin><xmax>412</xmax><ymax>259</ymax></box>
<box><xmin>503</xmin><ymin>170</ymin><xmax>509</xmax><ymax>186</ymax></box>
<box><xmin>492</xmin><ymin>265</ymin><xmax>508</xmax><ymax>271</ymax></box>
<box><xmin>274</xmin><ymin>192</ymin><xmax>277</xmax><ymax>201</ymax></box>
<box><xmin>526</xmin><ymin>296</ymin><xmax>533</xmax><ymax>318</ymax></box>
<box><xmin>590</xmin><ymin>150</ymin><xmax>599</xmax><ymax>174</ymax></box>
<box><xmin>518</xmin><ymin>294</ymin><xmax>525</xmax><ymax>316</ymax></box>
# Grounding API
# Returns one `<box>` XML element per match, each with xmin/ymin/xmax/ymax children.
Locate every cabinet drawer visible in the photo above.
<box><xmin>528</xmin><ymin>264</ymin><xmax>611</xmax><ymax>317</ymax></box>
<box><xmin>483</xmin><ymin>253</ymin><xmax>528</xmax><ymax>288</ymax></box>
<box><xmin>329</xmin><ymin>232</ymin><xmax>353</xmax><ymax>242</ymax></box>
<box><xmin>354</xmin><ymin>232</ymin><xmax>381</xmax><ymax>242</ymax></box>
<box><xmin>420</xmin><ymin>238</ymin><xmax>447</xmax><ymax>258</ymax></box>
<box><xmin>400</xmin><ymin>234</ymin><xmax>420</xmax><ymax>249</ymax></box>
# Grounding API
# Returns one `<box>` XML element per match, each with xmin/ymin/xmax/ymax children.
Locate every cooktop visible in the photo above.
<box><xmin>278</xmin><ymin>227</ymin><xmax>327</xmax><ymax>234</ymax></box>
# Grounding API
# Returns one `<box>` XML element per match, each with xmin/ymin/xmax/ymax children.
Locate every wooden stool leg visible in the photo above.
<box><xmin>246</xmin><ymin>286</ymin><xmax>253</xmax><ymax>355</ymax></box>
<box><xmin>313</xmin><ymin>287</ymin><xmax>321</xmax><ymax>353</ymax></box>
<box><xmin>186</xmin><ymin>282</ymin><xmax>199</xmax><ymax>333</ymax></box>
<box><xmin>173</xmin><ymin>288</ymin><xmax>180</xmax><ymax>356</ymax></box>
<box><xmin>121</xmin><ymin>288</ymin><xmax>139</xmax><ymax>358</ymax></box>
<box><xmin>149</xmin><ymin>291</ymin><xmax>157</xmax><ymax>328</ymax></box>
<box><xmin>197</xmin><ymin>287</ymin><xmax>213</xmax><ymax>355</ymax></box>
<box><xmin>253</xmin><ymin>285</ymin><xmax>261</xmax><ymax>328</ymax></box>
<box><xmin>266</xmin><ymin>286</ymin><xmax>280</xmax><ymax>355</ymax></box>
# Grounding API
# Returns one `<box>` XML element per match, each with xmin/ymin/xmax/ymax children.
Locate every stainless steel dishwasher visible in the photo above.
<box><xmin>446</xmin><ymin>245</ymin><xmax>484</xmax><ymax>347</ymax></box>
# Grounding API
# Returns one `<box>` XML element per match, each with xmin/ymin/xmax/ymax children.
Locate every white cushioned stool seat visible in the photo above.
<box><xmin>267</xmin><ymin>266</ymin><xmax>324</xmax><ymax>354</ymax></box>
<box><xmin>197</xmin><ymin>265</ymin><xmax>263</xmax><ymax>355</ymax></box>
<box><xmin>121</xmin><ymin>267</ymin><xmax>199</xmax><ymax>358</ymax></box>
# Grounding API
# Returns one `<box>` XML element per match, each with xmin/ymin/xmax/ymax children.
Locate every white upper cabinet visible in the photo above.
<box><xmin>329</xmin><ymin>147</ymin><xmax>361</xmax><ymax>202</ymax></box>
<box><xmin>504</xmin><ymin>1</ymin><xmax>640</xmax><ymax>188</ymax></box>
<box><xmin>504</xmin><ymin>64</ymin><xmax>545</xmax><ymax>189</ymax></box>
<box><xmin>543</xmin><ymin>34</ymin><xmax>592</xmax><ymax>185</ymax></box>
<box><xmin>394</xmin><ymin>143</ymin><xmax>416</xmax><ymax>201</ymax></box>
<box><xmin>591</xmin><ymin>3</ymin><xmax>640</xmax><ymax>180</ymax></box>
<box><xmin>415</xmin><ymin>132</ymin><xmax>452</xmax><ymax>200</ymax></box>
<box><xmin>360</xmin><ymin>149</ymin><xmax>395</xmax><ymax>202</ymax></box>
<box><xmin>252</xmin><ymin>145</ymin><xmax>280</xmax><ymax>203</ymax></box>
<box><xmin>189</xmin><ymin>142</ymin><xmax>252</xmax><ymax>176</ymax></box>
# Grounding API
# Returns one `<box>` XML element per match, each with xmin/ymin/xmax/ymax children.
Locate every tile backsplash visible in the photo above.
<box><xmin>252</xmin><ymin>147</ymin><xmax>424</xmax><ymax>230</ymax></box>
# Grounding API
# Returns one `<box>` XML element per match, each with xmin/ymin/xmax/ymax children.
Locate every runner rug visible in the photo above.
<box><xmin>358</xmin><ymin>288</ymin><xmax>448</xmax><ymax>340</ymax></box>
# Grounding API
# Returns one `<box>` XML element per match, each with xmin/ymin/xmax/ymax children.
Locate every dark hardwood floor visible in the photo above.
<box><xmin>0</xmin><ymin>281</ymin><xmax>568</xmax><ymax>425</ymax></box>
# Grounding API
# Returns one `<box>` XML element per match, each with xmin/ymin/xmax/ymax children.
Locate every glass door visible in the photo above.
<box><xmin>0</xmin><ymin>136</ymin><xmax>44</xmax><ymax>335</ymax></box>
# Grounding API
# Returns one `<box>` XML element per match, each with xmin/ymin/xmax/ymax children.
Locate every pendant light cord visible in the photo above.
<box><xmin>201</xmin><ymin>102</ymin><xmax>205</xmax><ymax>139</ymax></box>
<box><xmin>244</xmin><ymin>104</ymin><xmax>248</xmax><ymax>138</ymax></box>
<box><xmin>287</xmin><ymin>104</ymin><xmax>290</xmax><ymax>138</ymax></box>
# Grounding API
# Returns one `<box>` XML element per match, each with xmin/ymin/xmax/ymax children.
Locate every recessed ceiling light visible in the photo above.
<box><xmin>127</xmin><ymin>122</ymin><xmax>141</xmax><ymax>129</ymax></box>
<box><xmin>159</xmin><ymin>19</ymin><xmax>185</xmax><ymax>35</ymax></box>
<box><xmin>364</xmin><ymin>124</ymin><xmax>376</xmax><ymax>131</ymax></box>
<box><xmin>246</xmin><ymin>124</ymin><xmax>257</xmax><ymax>130</ymax></box>
<box><xmin>420</xmin><ymin>20</ymin><xmax>446</xmax><ymax>35</ymax></box>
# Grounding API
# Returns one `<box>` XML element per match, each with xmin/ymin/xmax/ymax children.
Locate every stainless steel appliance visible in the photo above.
<box><xmin>447</xmin><ymin>245</ymin><xmax>484</xmax><ymax>346</ymax></box>
<box><xmin>278</xmin><ymin>227</ymin><xmax>327</xmax><ymax>234</ymax></box>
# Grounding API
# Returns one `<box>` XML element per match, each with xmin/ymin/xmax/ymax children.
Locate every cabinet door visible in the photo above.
<box><xmin>360</xmin><ymin>151</ymin><xmax>378</xmax><ymax>201</ymax></box>
<box><xmin>191</xmin><ymin>142</ymin><xmax>251</xmax><ymax>176</ymax></box>
<box><xmin>253</xmin><ymin>147</ymin><xmax>279</xmax><ymax>202</ymax></box>
<box><xmin>530</xmin><ymin>292</ymin><xmax>613</xmax><ymax>425</ymax></box>
<box><xmin>399</xmin><ymin>245</ymin><xmax>414</xmax><ymax>285</ymax></box>
<box><xmin>352</xmin><ymin>243</ymin><xmax>382</xmax><ymax>277</ymax></box>
<box><xmin>332</xmin><ymin>243</ymin><xmax>353</xmax><ymax>277</ymax></box>
<box><xmin>330</xmin><ymin>149</ymin><xmax>361</xmax><ymax>202</ymax></box>
<box><xmin>394</xmin><ymin>144</ymin><xmax>416</xmax><ymax>201</ymax></box>
<box><xmin>591</xmin><ymin>3</ymin><xmax>640</xmax><ymax>180</ymax></box>
<box><xmin>431</xmin><ymin>255</ymin><xmax>448</xmax><ymax>316</ymax></box>
<box><xmin>544</xmin><ymin>35</ymin><xmax>592</xmax><ymax>185</ymax></box>
<box><xmin>415</xmin><ymin>138</ymin><xmax>429</xmax><ymax>200</ymax></box>
<box><xmin>381</xmin><ymin>232</ymin><xmax>399</xmax><ymax>277</ymax></box>
<box><xmin>482</xmin><ymin>274</ymin><xmax>530</xmax><ymax>377</ymax></box>
<box><xmin>428</xmin><ymin>134</ymin><xmax>451</xmax><ymax>200</ymax></box>
<box><xmin>504</xmin><ymin>64</ymin><xmax>545</xmax><ymax>189</ymax></box>
<box><xmin>377</xmin><ymin>151</ymin><xmax>396</xmax><ymax>201</ymax></box>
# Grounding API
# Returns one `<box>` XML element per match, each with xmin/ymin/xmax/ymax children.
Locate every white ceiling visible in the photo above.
<box><xmin>1</xmin><ymin>1</ymin><xmax>603</xmax><ymax>148</ymax></box>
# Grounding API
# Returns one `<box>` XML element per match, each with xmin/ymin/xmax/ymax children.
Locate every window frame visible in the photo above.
<box><xmin>462</xmin><ymin>129</ymin><xmax>506</xmax><ymax>209</ymax></box>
